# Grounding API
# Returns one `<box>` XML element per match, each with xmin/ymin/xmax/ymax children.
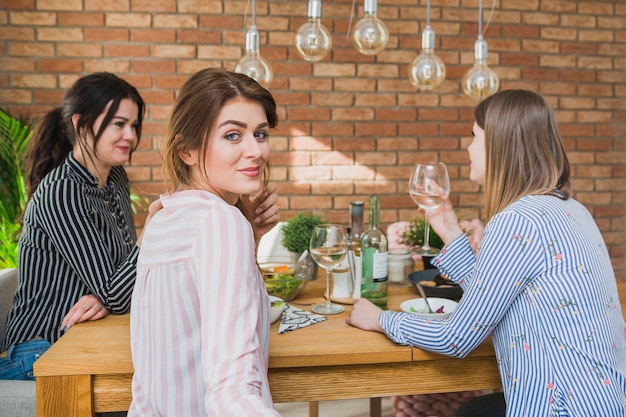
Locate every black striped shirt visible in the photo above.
<box><xmin>2</xmin><ymin>153</ymin><xmax>138</xmax><ymax>350</ymax></box>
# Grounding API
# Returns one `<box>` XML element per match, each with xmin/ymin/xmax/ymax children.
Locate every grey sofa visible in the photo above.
<box><xmin>0</xmin><ymin>268</ymin><xmax>36</xmax><ymax>417</ymax></box>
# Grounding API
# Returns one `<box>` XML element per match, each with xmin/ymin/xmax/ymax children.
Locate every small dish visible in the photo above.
<box><xmin>400</xmin><ymin>297</ymin><xmax>458</xmax><ymax>319</ymax></box>
<box><xmin>269</xmin><ymin>295</ymin><xmax>286</xmax><ymax>324</ymax></box>
<box><xmin>408</xmin><ymin>269</ymin><xmax>463</xmax><ymax>300</ymax></box>
<box><xmin>260</xmin><ymin>262</ymin><xmax>309</xmax><ymax>301</ymax></box>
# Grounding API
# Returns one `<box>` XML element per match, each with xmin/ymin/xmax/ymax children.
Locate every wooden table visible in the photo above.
<box><xmin>34</xmin><ymin>278</ymin><xmax>626</xmax><ymax>416</ymax></box>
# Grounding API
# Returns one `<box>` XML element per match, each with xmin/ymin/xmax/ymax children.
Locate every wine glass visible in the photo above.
<box><xmin>408</xmin><ymin>162</ymin><xmax>450</xmax><ymax>256</ymax></box>
<box><xmin>309</xmin><ymin>224</ymin><xmax>348</xmax><ymax>315</ymax></box>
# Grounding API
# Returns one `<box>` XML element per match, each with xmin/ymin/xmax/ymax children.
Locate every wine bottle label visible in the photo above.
<box><xmin>372</xmin><ymin>251</ymin><xmax>388</xmax><ymax>281</ymax></box>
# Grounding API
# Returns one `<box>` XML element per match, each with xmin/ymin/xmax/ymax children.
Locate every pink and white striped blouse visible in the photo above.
<box><xmin>128</xmin><ymin>190</ymin><xmax>280</xmax><ymax>417</ymax></box>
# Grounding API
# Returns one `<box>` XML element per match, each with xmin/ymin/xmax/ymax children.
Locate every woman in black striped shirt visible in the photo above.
<box><xmin>0</xmin><ymin>72</ymin><xmax>162</xmax><ymax>381</ymax></box>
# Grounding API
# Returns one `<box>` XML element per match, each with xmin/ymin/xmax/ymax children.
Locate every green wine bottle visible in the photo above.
<box><xmin>360</xmin><ymin>195</ymin><xmax>388</xmax><ymax>309</ymax></box>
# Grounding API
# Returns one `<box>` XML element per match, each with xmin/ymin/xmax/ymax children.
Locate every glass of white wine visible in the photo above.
<box><xmin>408</xmin><ymin>162</ymin><xmax>450</xmax><ymax>256</ymax></box>
<box><xmin>309</xmin><ymin>224</ymin><xmax>348</xmax><ymax>315</ymax></box>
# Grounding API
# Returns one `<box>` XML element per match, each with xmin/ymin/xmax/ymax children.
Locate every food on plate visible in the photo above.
<box><xmin>409</xmin><ymin>304</ymin><xmax>446</xmax><ymax>314</ymax></box>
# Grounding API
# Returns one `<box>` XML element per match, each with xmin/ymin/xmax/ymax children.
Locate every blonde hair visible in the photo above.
<box><xmin>161</xmin><ymin>68</ymin><xmax>277</xmax><ymax>193</ymax></box>
<box><xmin>475</xmin><ymin>90</ymin><xmax>570</xmax><ymax>221</ymax></box>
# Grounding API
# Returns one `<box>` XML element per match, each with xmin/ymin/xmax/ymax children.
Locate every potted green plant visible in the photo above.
<box><xmin>280</xmin><ymin>212</ymin><xmax>326</xmax><ymax>255</ymax></box>
<box><xmin>400</xmin><ymin>215</ymin><xmax>445</xmax><ymax>251</ymax></box>
<box><xmin>280</xmin><ymin>212</ymin><xmax>326</xmax><ymax>280</ymax></box>
<box><xmin>0</xmin><ymin>108</ymin><xmax>32</xmax><ymax>269</ymax></box>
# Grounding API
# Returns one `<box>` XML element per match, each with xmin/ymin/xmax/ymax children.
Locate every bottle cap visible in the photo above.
<box><xmin>350</xmin><ymin>201</ymin><xmax>364</xmax><ymax>215</ymax></box>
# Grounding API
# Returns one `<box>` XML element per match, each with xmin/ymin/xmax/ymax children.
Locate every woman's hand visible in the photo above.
<box><xmin>240</xmin><ymin>181</ymin><xmax>280</xmax><ymax>243</ymax></box>
<box><xmin>427</xmin><ymin>191</ymin><xmax>464</xmax><ymax>246</ymax></box>
<box><xmin>345</xmin><ymin>298</ymin><xmax>384</xmax><ymax>333</ymax></box>
<box><xmin>60</xmin><ymin>294</ymin><xmax>110</xmax><ymax>332</ymax></box>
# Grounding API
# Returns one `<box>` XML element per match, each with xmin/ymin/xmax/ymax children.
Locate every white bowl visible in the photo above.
<box><xmin>269</xmin><ymin>295</ymin><xmax>286</xmax><ymax>324</ymax></box>
<box><xmin>400</xmin><ymin>297</ymin><xmax>458</xmax><ymax>319</ymax></box>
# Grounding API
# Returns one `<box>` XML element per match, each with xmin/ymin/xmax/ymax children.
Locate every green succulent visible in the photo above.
<box><xmin>280</xmin><ymin>212</ymin><xmax>326</xmax><ymax>253</ymax></box>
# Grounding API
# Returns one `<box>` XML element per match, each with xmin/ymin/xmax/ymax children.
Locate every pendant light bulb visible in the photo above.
<box><xmin>235</xmin><ymin>25</ymin><xmax>273</xmax><ymax>89</ymax></box>
<box><xmin>409</xmin><ymin>26</ymin><xmax>446</xmax><ymax>90</ymax></box>
<box><xmin>462</xmin><ymin>37</ymin><xmax>499</xmax><ymax>101</ymax></box>
<box><xmin>352</xmin><ymin>0</ymin><xmax>389</xmax><ymax>55</ymax></box>
<box><xmin>295</xmin><ymin>0</ymin><xmax>332</xmax><ymax>62</ymax></box>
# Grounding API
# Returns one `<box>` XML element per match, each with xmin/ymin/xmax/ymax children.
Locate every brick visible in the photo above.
<box><xmin>0</xmin><ymin>27</ymin><xmax>34</xmax><ymax>41</ymax></box>
<box><xmin>151</xmin><ymin>44</ymin><xmax>196</xmax><ymax>58</ymax></box>
<box><xmin>10</xmin><ymin>11</ymin><xmax>56</xmax><ymax>25</ymax></box>
<box><xmin>311</xmin><ymin>122</ymin><xmax>354</xmax><ymax>136</ymax></box>
<box><xmin>311</xmin><ymin>92</ymin><xmax>353</xmax><ymax>107</ymax></box>
<box><xmin>131</xmin><ymin>29</ymin><xmax>176</xmax><ymax>43</ymax></box>
<box><xmin>105</xmin><ymin>44</ymin><xmax>149</xmax><ymax>57</ymax></box>
<box><xmin>11</xmin><ymin>73</ymin><xmax>57</xmax><ymax>88</ymax></box>
<box><xmin>0</xmin><ymin>88</ymin><xmax>32</xmax><ymax>104</ymax></box>
<box><xmin>153</xmin><ymin>14</ymin><xmax>198</xmax><ymax>28</ymax></box>
<box><xmin>57</xmin><ymin>43</ymin><xmax>103</xmax><ymax>57</ymax></box>
<box><xmin>85</xmin><ymin>0</ymin><xmax>129</xmax><ymax>11</ymax></box>
<box><xmin>132</xmin><ymin>0</ymin><xmax>176</xmax><ymax>13</ymax></box>
<box><xmin>178</xmin><ymin>29</ymin><xmax>221</xmax><ymax>44</ymax></box>
<box><xmin>106</xmin><ymin>13</ymin><xmax>152</xmax><ymax>28</ymax></box>
<box><xmin>36</xmin><ymin>59</ymin><xmax>82</xmax><ymax>72</ymax></box>
<box><xmin>84</xmin><ymin>59</ymin><xmax>131</xmax><ymax>73</ymax></box>
<box><xmin>59</xmin><ymin>12</ymin><xmax>104</xmax><ymax>26</ymax></box>
<box><xmin>2</xmin><ymin>57</ymin><xmax>35</xmax><ymax>71</ymax></box>
<box><xmin>85</xmin><ymin>28</ymin><xmax>129</xmax><ymax>42</ymax></box>
<box><xmin>332</xmin><ymin>107</ymin><xmax>374</xmax><ymax>121</ymax></box>
<box><xmin>197</xmin><ymin>45</ymin><xmax>240</xmax><ymax>59</ymax></box>
<box><xmin>288</xmin><ymin>107</ymin><xmax>330</xmax><ymax>121</ymax></box>
<box><xmin>178</xmin><ymin>0</ymin><xmax>223</xmax><ymax>13</ymax></box>
<box><xmin>314</xmin><ymin>63</ymin><xmax>356</xmax><ymax>77</ymax></box>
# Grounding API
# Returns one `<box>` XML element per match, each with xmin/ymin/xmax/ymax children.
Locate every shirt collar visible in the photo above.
<box><xmin>66</xmin><ymin>151</ymin><xmax>100</xmax><ymax>187</ymax></box>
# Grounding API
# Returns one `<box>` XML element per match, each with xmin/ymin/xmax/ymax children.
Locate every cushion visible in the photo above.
<box><xmin>0</xmin><ymin>269</ymin><xmax>18</xmax><ymax>349</ymax></box>
<box><xmin>0</xmin><ymin>380</ymin><xmax>36</xmax><ymax>417</ymax></box>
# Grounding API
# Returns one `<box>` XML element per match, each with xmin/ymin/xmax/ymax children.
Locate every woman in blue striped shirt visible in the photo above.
<box><xmin>347</xmin><ymin>90</ymin><xmax>626</xmax><ymax>416</ymax></box>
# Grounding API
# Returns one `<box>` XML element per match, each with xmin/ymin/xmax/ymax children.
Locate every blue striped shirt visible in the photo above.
<box><xmin>380</xmin><ymin>195</ymin><xmax>626</xmax><ymax>416</ymax></box>
<box><xmin>1</xmin><ymin>153</ymin><xmax>138</xmax><ymax>351</ymax></box>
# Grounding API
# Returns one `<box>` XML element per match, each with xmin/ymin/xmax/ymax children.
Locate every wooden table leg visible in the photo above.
<box><xmin>36</xmin><ymin>375</ymin><xmax>94</xmax><ymax>417</ymax></box>
<box><xmin>370</xmin><ymin>397</ymin><xmax>382</xmax><ymax>417</ymax></box>
<box><xmin>308</xmin><ymin>401</ymin><xmax>319</xmax><ymax>417</ymax></box>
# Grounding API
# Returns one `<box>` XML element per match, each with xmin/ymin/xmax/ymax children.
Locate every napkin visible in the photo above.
<box><xmin>278</xmin><ymin>305</ymin><xmax>327</xmax><ymax>334</ymax></box>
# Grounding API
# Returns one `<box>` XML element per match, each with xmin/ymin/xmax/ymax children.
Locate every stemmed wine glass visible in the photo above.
<box><xmin>408</xmin><ymin>162</ymin><xmax>450</xmax><ymax>256</ymax></box>
<box><xmin>309</xmin><ymin>224</ymin><xmax>348</xmax><ymax>315</ymax></box>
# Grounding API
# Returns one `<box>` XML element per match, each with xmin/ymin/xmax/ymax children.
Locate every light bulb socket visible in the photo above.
<box><xmin>364</xmin><ymin>0</ymin><xmax>378</xmax><ymax>14</ymax></box>
<box><xmin>421</xmin><ymin>26</ymin><xmax>435</xmax><ymax>50</ymax></box>
<box><xmin>474</xmin><ymin>36</ymin><xmax>488</xmax><ymax>61</ymax></box>
<box><xmin>308</xmin><ymin>0</ymin><xmax>322</xmax><ymax>18</ymax></box>
<box><xmin>245</xmin><ymin>26</ymin><xmax>260</xmax><ymax>54</ymax></box>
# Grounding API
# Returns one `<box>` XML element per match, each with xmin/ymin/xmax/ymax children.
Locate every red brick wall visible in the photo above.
<box><xmin>1</xmin><ymin>0</ymin><xmax>625</xmax><ymax>279</ymax></box>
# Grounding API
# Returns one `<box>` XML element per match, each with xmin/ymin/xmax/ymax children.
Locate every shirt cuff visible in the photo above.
<box><xmin>431</xmin><ymin>234</ymin><xmax>475</xmax><ymax>284</ymax></box>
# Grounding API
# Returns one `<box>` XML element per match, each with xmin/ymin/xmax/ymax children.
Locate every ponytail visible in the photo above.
<box><xmin>25</xmin><ymin>107</ymin><xmax>73</xmax><ymax>198</ymax></box>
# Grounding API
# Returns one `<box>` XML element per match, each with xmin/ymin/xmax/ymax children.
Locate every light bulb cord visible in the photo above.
<box><xmin>426</xmin><ymin>0</ymin><xmax>431</xmax><ymax>27</ymax></box>
<box><xmin>478</xmin><ymin>0</ymin><xmax>482</xmax><ymax>36</ymax></box>
<box><xmin>252</xmin><ymin>0</ymin><xmax>256</xmax><ymax>27</ymax></box>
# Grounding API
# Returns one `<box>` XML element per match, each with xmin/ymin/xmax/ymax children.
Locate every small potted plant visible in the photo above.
<box><xmin>280</xmin><ymin>212</ymin><xmax>326</xmax><ymax>256</ymax></box>
<box><xmin>400</xmin><ymin>215</ymin><xmax>445</xmax><ymax>269</ymax></box>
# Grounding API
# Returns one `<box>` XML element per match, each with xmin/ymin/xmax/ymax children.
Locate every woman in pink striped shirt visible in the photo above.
<box><xmin>128</xmin><ymin>68</ymin><xmax>281</xmax><ymax>417</ymax></box>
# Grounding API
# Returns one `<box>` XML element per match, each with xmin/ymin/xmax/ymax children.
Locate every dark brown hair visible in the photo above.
<box><xmin>25</xmin><ymin>72</ymin><xmax>145</xmax><ymax>197</ymax></box>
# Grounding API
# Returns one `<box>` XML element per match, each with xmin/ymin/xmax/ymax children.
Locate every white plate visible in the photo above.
<box><xmin>400</xmin><ymin>297</ymin><xmax>458</xmax><ymax>319</ymax></box>
<box><xmin>269</xmin><ymin>295</ymin><xmax>286</xmax><ymax>324</ymax></box>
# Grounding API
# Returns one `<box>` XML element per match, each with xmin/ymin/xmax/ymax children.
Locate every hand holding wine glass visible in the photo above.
<box><xmin>309</xmin><ymin>224</ymin><xmax>348</xmax><ymax>315</ymax></box>
<box><xmin>409</xmin><ymin>162</ymin><xmax>450</xmax><ymax>256</ymax></box>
